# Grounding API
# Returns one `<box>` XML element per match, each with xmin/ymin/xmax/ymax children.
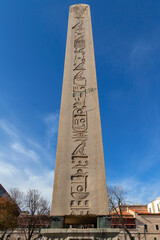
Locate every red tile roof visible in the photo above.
<box><xmin>110</xmin><ymin>210</ymin><xmax>134</xmax><ymax>218</ymax></box>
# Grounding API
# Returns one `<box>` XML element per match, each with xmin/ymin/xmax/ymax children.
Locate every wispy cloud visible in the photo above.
<box><xmin>108</xmin><ymin>176</ymin><xmax>160</xmax><ymax>205</ymax></box>
<box><xmin>0</xmin><ymin>158</ymin><xmax>54</xmax><ymax>202</ymax></box>
<box><xmin>108</xmin><ymin>122</ymin><xmax>160</xmax><ymax>205</ymax></box>
<box><xmin>11</xmin><ymin>142</ymin><xmax>40</xmax><ymax>163</ymax></box>
<box><xmin>44</xmin><ymin>111</ymin><xmax>59</xmax><ymax>135</ymax></box>
<box><xmin>128</xmin><ymin>32</ymin><xmax>160</xmax><ymax>72</ymax></box>
<box><xmin>129</xmin><ymin>40</ymin><xmax>154</xmax><ymax>66</ymax></box>
<box><xmin>0</xmin><ymin>160</ymin><xmax>18</xmax><ymax>177</ymax></box>
<box><xmin>43</xmin><ymin>111</ymin><xmax>59</xmax><ymax>149</ymax></box>
<box><xmin>0</xmin><ymin>119</ymin><xmax>19</xmax><ymax>139</ymax></box>
<box><xmin>0</xmin><ymin>113</ymin><xmax>59</xmax><ymax>202</ymax></box>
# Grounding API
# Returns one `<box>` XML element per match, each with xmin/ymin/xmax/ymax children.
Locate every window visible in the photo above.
<box><xmin>155</xmin><ymin>225</ymin><xmax>159</xmax><ymax>230</ymax></box>
<box><xmin>144</xmin><ymin>224</ymin><xmax>148</xmax><ymax>232</ymax></box>
<box><xmin>149</xmin><ymin>207</ymin><xmax>151</xmax><ymax>212</ymax></box>
<box><xmin>157</xmin><ymin>204</ymin><xmax>160</xmax><ymax>212</ymax></box>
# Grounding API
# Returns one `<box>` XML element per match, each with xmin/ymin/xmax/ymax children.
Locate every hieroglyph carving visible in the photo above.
<box><xmin>70</xmin><ymin>6</ymin><xmax>89</xmax><ymax>216</ymax></box>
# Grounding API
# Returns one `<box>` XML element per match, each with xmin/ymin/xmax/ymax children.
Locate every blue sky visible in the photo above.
<box><xmin>0</xmin><ymin>0</ymin><xmax>160</xmax><ymax>204</ymax></box>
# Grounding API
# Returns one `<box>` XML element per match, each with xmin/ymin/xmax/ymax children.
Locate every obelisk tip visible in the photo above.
<box><xmin>70</xmin><ymin>4</ymin><xmax>90</xmax><ymax>12</ymax></box>
<box><xmin>70</xmin><ymin>3</ymin><xmax>90</xmax><ymax>7</ymax></box>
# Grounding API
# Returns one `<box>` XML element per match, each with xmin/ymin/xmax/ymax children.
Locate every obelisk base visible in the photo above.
<box><xmin>41</xmin><ymin>228</ymin><xmax>119</xmax><ymax>240</ymax></box>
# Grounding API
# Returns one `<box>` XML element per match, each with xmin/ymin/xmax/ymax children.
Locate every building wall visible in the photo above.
<box><xmin>136</xmin><ymin>214</ymin><xmax>160</xmax><ymax>237</ymax></box>
<box><xmin>148</xmin><ymin>198</ymin><xmax>160</xmax><ymax>214</ymax></box>
<box><xmin>114</xmin><ymin>207</ymin><xmax>160</xmax><ymax>240</ymax></box>
<box><xmin>117</xmin><ymin>214</ymin><xmax>160</xmax><ymax>240</ymax></box>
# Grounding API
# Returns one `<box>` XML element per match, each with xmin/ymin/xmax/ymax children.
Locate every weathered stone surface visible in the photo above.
<box><xmin>51</xmin><ymin>4</ymin><xmax>108</xmax><ymax>216</ymax></box>
<box><xmin>41</xmin><ymin>228</ymin><xmax>119</xmax><ymax>240</ymax></box>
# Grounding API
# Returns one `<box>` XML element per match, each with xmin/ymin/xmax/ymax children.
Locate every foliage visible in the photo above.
<box><xmin>0</xmin><ymin>197</ymin><xmax>19</xmax><ymax>240</ymax></box>
<box><xmin>1</xmin><ymin>188</ymin><xmax>50</xmax><ymax>240</ymax></box>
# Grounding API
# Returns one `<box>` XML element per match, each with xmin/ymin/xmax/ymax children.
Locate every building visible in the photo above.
<box><xmin>0</xmin><ymin>183</ymin><xmax>11</xmax><ymax>199</ymax></box>
<box><xmin>110</xmin><ymin>210</ymin><xmax>136</xmax><ymax>229</ymax></box>
<box><xmin>148</xmin><ymin>198</ymin><xmax>160</xmax><ymax>213</ymax></box>
<box><xmin>111</xmin><ymin>205</ymin><xmax>160</xmax><ymax>240</ymax></box>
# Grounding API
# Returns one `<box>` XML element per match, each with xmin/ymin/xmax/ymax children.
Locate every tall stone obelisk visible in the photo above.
<box><xmin>41</xmin><ymin>4</ymin><xmax>119</xmax><ymax>239</ymax></box>
<box><xmin>51</xmin><ymin>4</ymin><xmax>108</xmax><ymax>218</ymax></box>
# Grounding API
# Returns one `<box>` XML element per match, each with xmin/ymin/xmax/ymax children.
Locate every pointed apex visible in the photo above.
<box><xmin>70</xmin><ymin>4</ymin><xmax>90</xmax><ymax>17</ymax></box>
<box><xmin>70</xmin><ymin>4</ymin><xmax>90</xmax><ymax>7</ymax></box>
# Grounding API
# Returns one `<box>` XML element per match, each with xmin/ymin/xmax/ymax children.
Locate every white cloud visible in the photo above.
<box><xmin>128</xmin><ymin>37</ymin><xmax>159</xmax><ymax>70</ymax></box>
<box><xmin>0</xmin><ymin>160</ymin><xmax>54</xmax><ymax>203</ymax></box>
<box><xmin>11</xmin><ymin>142</ymin><xmax>40</xmax><ymax>163</ymax></box>
<box><xmin>0</xmin><ymin>160</ymin><xmax>18</xmax><ymax>177</ymax></box>
<box><xmin>0</xmin><ymin>119</ymin><xmax>19</xmax><ymax>139</ymax></box>
<box><xmin>0</xmin><ymin>113</ymin><xmax>59</xmax><ymax>203</ymax></box>
<box><xmin>108</xmin><ymin>176</ymin><xmax>160</xmax><ymax>205</ymax></box>
<box><xmin>44</xmin><ymin>112</ymin><xmax>59</xmax><ymax>135</ymax></box>
<box><xmin>1</xmin><ymin>112</ymin><xmax>159</xmax><ymax>206</ymax></box>
<box><xmin>43</xmin><ymin>112</ymin><xmax>59</xmax><ymax>148</ymax></box>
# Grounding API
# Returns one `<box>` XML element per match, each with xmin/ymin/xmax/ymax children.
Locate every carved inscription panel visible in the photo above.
<box><xmin>70</xmin><ymin>6</ymin><xmax>89</xmax><ymax>216</ymax></box>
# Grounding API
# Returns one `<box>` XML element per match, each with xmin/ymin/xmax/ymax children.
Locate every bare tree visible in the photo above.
<box><xmin>19</xmin><ymin>189</ymin><xmax>50</xmax><ymax>240</ymax></box>
<box><xmin>9</xmin><ymin>188</ymin><xmax>24</xmax><ymax>209</ymax></box>
<box><xmin>108</xmin><ymin>185</ymin><xmax>133</xmax><ymax>240</ymax></box>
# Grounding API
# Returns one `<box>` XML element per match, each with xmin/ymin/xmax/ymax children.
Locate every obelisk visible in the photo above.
<box><xmin>51</xmin><ymin>4</ymin><xmax>108</xmax><ymax>218</ymax></box>
<box><xmin>41</xmin><ymin>4</ymin><xmax>120</xmax><ymax>239</ymax></box>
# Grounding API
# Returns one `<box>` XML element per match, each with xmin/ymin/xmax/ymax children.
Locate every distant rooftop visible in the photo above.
<box><xmin>148</xmin><ymin>197</ymin><xmax>160</xmax><ymax>203</ymax></box>
<box><xmin>0</xmin><ymin>184</ymin><xmax>11</xmax><ymax>199</ymax></box>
